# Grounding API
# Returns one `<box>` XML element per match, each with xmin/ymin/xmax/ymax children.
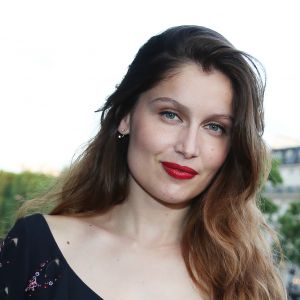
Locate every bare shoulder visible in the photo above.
<box><xmin>41</xmin><ymin>214</ymin><xmax>205</xmax><ymax>300</ymax></box>
<box><xmin>43</xmin><ymin>214</ymin><xmax>80</xmax><ymax>227</ymax></box>
<box><xmin>42</xmin><ymin>214</ymin><xmax>95</xmax><ymax>248</ymax></box>
<box><xmin>43</xmin><ymin>214</ymin><xmax>81</xmax><ymax>233</ymax></box>
<box><xmin>42</xmin><ymin>213</ymin><xmax>111</xmax><ymax>243</ymax></box>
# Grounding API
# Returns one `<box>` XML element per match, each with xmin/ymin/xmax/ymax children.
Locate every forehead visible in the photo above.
<box><xmin>137</xmin><ymin>63</ymin><xmax>233</xmax><ymax>116</ymax></box>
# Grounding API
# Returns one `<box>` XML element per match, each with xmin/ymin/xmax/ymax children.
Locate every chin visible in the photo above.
<box><xmin>153</xmin><ymin>190</ymin><xmax>199</xmax><ymax>209</ymax></box>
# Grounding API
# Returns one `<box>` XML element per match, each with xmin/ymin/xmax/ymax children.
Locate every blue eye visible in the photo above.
<box><xmin>160</xmin><ymin>111</ymin><xmax>179</xmax><ymax>120</ymax></box>
<box><xmin>206</xmin><ymin>123</ymin><xmax>225</xmax><ymax>134</ymax></box>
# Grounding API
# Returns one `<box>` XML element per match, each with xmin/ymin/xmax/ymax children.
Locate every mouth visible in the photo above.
<box><xmin>161</xmin><ymin>161</ymin><xmax>198</xmax><ymax>180</ymax></box>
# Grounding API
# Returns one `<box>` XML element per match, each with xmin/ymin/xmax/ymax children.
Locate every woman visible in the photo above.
<box><xmin>0</xmin><ymin>25</ymin><xmax>286</xmax><ymax>299</ymax></box>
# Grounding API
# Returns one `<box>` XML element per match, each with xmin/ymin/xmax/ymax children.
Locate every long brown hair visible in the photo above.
<box><xmin>19</xmin><ymin>26</ymin><xmax>286</xmax><ymax>299</ymax></box>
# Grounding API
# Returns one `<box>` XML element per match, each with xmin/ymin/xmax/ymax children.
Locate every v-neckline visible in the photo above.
<box><xmin>37</xmin><ymin>213</ymin><xmax>105</xmax><ymax>300</ymax></box>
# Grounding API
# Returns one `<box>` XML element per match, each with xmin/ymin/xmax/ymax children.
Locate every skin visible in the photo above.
<box><xmin>44</xmin><ymin>63</ymin><xmax>233</xmax><ymax>300</ymax></box>
<box><xmin>121</xmin><ymin>63</ymin><xmax>233</xmax><ymax>209</ymax></box>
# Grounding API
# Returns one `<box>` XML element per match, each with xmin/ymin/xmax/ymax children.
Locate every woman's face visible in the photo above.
<box><xmin>119</xmin><ymin>63</ymin><xmax>233</xmax><ymax>207</ymax></box>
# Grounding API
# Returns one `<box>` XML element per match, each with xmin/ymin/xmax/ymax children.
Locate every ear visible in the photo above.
<box><xmin>118</xmin><ymin>113</ymin><xmax>130</xmax><ymax>135</ymax></box>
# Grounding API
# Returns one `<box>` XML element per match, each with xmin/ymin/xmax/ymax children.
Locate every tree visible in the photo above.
<box><xmin>0</xmin><ymin>170</ymin><xmax>56</xmax><ymax>238</ymax></box>
<box><xmin>278</xmin><ymin>202</ymin><xmax>300</xmax><ymax>265</ymax></box>
<box><xmin>258</xmin><ymin>159</ymin><xmax>300</xmax><ymax>266</ymax></box>
<box><xmin>259</xmin><ymin>159</ymin><xmax>282</xmax><ymax>217</ymax></box>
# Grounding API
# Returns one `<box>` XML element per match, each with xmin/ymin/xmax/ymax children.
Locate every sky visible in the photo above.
<box><xmin>0</xmin><ymin>0</ymin><xmax>299</xmax><ymax>174</ymax></box>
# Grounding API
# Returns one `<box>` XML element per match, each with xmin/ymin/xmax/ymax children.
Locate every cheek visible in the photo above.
<box><xmin>128</xmin><ymin>118</ymin><xmax>172</xmax><ymax>158</ymax></box>
<box><xmin>206</xmin><ymin>144</ymin><xmax>230</xmax><ymax>170</ymax></box>
<box><xmin>128</xmin><ymin>124</ymin><xmax>155</xmax><ymax>157</ymax></box>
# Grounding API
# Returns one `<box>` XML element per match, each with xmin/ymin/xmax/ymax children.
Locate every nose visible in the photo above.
<box><xmin>174</xmin><ymin>125</ymin><xmax>200</xmax><ymax>159</ymax></box>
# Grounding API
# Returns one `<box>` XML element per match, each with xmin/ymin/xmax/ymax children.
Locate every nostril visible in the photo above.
<box><xmin>174</xmin><ymin>127</ymin><xmax>200</xmax><ymax>158</ymax></box>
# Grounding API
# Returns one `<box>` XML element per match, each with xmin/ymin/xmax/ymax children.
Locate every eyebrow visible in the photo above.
<box><xmin>150</xmin><ymin>97</ymin><xmax>189</xmax><ymax>114</ymax></box>
<box><xmin>150</xmin><ymin>97</ymin><xmax>234</xmax><ymax>121</ymax></box>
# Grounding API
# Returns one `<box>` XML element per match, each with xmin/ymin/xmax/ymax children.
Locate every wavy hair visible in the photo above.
<box><xmin>19</xmin><ymin>26</ymin><xmax>286</xmax><ymax>299</ymax></box>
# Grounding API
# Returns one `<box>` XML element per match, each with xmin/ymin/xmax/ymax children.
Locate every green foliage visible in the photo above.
<box><xmin>258</xmin><ymin>159</ymin><xmax>281</xmax><ymax>216</ymax></box>
<box><xmin>268</xmin><ymin>159</ymin><xmax>283</xmax><ymax>187</ymax></box>
<box><xmin>278</xmin><ymin>202</ymin><xmax>300</xmax><ymax>265</ymax></box>
<box><xmin>259</xmin><ymin>195</ymin><xmax>279</xmax><ymax>215</ymax></box>
<box><xmin>1</xmin><ymin>158</ymin><xmax>299</xmax><ymax>267</ymax></box>
<box><xmin>0</xmin><ymin>170</ymin><xmax>56</xmax><ymax>238</ymax></box>
<box><xmin>258</xmin><ymin>159</ymin><xmax>300</xmax><ymax>266</ymax></box>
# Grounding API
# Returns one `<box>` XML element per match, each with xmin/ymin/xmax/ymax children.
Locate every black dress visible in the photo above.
<box><xmin>0</xmin><ymin>213</ymin><xmax>104</xmax><ymax>300</ymax></box>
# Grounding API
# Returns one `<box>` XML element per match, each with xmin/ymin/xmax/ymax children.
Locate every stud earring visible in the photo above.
<box><xmin>117</xmin><ymin>129</ymin><xmax>126</xmax><ymax>139</ymax></box>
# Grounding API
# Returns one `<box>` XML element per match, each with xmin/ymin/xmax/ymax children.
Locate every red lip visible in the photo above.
<box><xmin>161</xmin><ymin>161</ymin><xmax>198</xmax><ymax>180</ymax></box>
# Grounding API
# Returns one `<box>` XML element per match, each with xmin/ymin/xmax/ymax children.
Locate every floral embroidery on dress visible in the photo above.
<box><xmin>25</xmin><ymin>258</ymin><xmax>62</xmax><ymax>296</ymax></box>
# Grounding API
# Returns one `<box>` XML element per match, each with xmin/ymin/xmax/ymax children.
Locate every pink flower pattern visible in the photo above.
<box><xmin>24</xmin><ymin>259</ymin><xmax>61</xmax><ymax>296</ymax></box>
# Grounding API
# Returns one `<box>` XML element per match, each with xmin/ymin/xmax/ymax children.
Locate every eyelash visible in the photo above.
<box><xmin>159</xmin><ymin>111</ymin><xmax>227</xmax><ymax>135</ymax></box>
<box><xmin>159</xmin><ymin>111</ymin><xmax>181</xmax><ymax>121</ymax></box>
<box><xmin>205</xmin><ymin>123</ymin><xmax>226</xmax><ymax>134</ymax></box>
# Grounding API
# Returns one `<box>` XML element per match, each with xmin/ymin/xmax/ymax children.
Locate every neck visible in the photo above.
<box><xmin>104</xmin><ymin>187</ymin><xmax>190</xmax><ymax>248</ymax></box>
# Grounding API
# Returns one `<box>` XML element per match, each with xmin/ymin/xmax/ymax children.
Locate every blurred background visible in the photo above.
<box><xmin>0</xmin><ymin>0</ymin><xmax>299</xmax><ymax>298</ymax></box>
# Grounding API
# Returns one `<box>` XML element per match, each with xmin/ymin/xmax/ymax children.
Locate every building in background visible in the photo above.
<box><xmin>265</xmin><ymin>146</ymin><xmax>300</xmax><ymax>210</ymax></box>
<box><xmin>264</xmin><ymin>146</ymin><xmax>300</xmax><ymax>292</ymax></box>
